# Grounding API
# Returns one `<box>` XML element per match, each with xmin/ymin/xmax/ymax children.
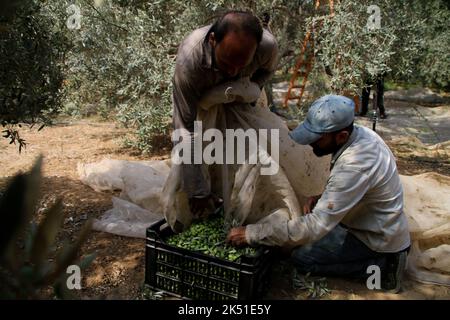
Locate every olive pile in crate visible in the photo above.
<box><xmin>166</xmin><ymin>214</ymin><xmax>257</xmax><ymax>261</ymax></box>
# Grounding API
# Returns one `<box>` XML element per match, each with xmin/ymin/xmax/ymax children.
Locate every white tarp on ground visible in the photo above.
<box><xmin>77</xmin><ymin>159</ymin><xmax>170</xmax><ymax>238</ymax></box>
<box><xmin>77</xmin><ymin>160</ymin><xmax>450</xmax><ymax>287</ymax></box>
<box><xmin>401</xmin><ymin>173</ymin><xmax>450</xmax><ymax>286</ymax></box>
<box><xmin>384</xmin><ymin>87</ymin><xmax>447</xmax><ymax>105</ymax></box>
<box><xmin>77</xmin><ymin>85</ymin><xmax>449</xmax><ymax>286</ymax></box>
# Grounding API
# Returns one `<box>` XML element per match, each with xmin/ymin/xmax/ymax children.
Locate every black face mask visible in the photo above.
<box><xmin>311</xmin><ymin>137</ymin><xmax>341</xmax><ymax>157</ymax></box>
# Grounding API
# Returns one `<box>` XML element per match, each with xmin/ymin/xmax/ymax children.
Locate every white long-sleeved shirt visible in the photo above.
<box><xmin>246</xmin><ymin>125</ymin><xmax>411</xmax><ymax>253</ymax></box>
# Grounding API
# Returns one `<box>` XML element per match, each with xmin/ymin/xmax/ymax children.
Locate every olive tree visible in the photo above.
<box><xmin>0</xmin><ymin>0</ymin><xmax>70</xmax><ymax>151</ymax></box>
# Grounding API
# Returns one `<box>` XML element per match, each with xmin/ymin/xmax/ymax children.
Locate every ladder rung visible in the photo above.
<box><xmin>283</xmin><ymin>0</ymin><xmax>333</xmax><ymax>109</ymax></box>
<box><xmin>292</xmin><ymin>73</ymin><xmax>306</xmax><ymax>82</ymax></box>
<box><xmin>291</xmin><ymin>82</ymin><xmax>306</xmax><ymax>88</ymax></box>
<box><xmin>293</xmin><ymin>62</ymin><xmax>312</xmax><ymax>71</ymax></box>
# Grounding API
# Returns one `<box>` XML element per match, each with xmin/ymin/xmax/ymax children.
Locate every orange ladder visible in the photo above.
<box><xmin>283</xmin><ymin>0</ymin><xmax>335</xmax><ymax>108</ymax></box>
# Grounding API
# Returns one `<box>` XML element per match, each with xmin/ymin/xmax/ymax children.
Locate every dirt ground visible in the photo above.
<box><xmin>0</xmin><ymin>101</ymin><xmax>449</xmax><ymax>300</ymax></box>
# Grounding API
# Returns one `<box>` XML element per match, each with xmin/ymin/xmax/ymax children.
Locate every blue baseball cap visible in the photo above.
<box><xmin>289</xmin><ymin>95</ymin><xmax>355</xmax><ymax>145</ymax></box>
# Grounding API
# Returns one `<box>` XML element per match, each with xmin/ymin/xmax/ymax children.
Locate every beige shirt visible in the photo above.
<box><xmin>246</xmin><ymin>126</ymin><xmax>411</xmax><ymax>253</ymax></box>
<box><xmin>172</xmin><ymin>24</ymin><xmax>278</xmax><ymax>197</ymax></box>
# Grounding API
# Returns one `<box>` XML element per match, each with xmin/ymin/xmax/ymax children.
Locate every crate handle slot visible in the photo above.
<box><xmin>147</xmin><ymin>219</ymin><xmax>168</xmax><ymax>240</ymax></box>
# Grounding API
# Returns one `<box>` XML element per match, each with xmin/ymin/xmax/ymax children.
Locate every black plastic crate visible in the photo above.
<box><xmin>145</xmin><ymin>219</ymin><xmax>273</xmax><ymax>300</ymax></box>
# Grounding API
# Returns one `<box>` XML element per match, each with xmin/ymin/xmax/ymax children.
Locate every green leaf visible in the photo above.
<box><xmin>0</xmin><ymin>156</ymin><xmax>42</xmax><ymax>265</ymax></box>
<box><xmin>45</xmin><ymin>219</ymin><xmax>92</xmax><ymax>284</ymax></box>
<box><xmin>79</xmin><ymin>253</ymin><xmax>97</xmax><ymax>270</ymax></box>
<box><xmin>30</xmin><ymin>199</ymin><xmax>64</xmax><ymax>267</ymax></box>
<box><xmin>24</xmin><ymin>222</ymin><xmax>38</xmax><ymax>259</ymax></box>
<box><xmin>0</xmin><ymin>174</ymin><xmax>28</xmax><ymax>258</ymax></box>
<box><xmin>53</xmin><ymin>273</ymin><xmax>75</xmax><ymax>300</ymax></box>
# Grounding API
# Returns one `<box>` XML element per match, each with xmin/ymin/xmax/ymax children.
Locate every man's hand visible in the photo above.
<box><xmin>226</xmin><ymin>226</ymin><xmax>248</xmax><ymax>247</ymax></box>
<box><xmin>199</xmin><ymin>78</ymin><xmax>260</xmax><ymax>110</ymax></box>
<box><xmin>303</xmin><ymin>195</ymin><xmax>321</xmax><ymax>214</ymax></box>
<box><xmin>224</xmin><ymin>78</ymin><xmax>261</xmax><ymax>104</ymax></box>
